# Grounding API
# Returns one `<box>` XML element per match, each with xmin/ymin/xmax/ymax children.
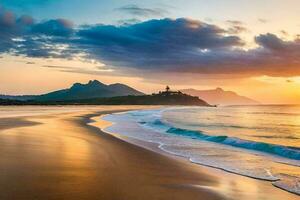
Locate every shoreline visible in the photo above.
<box><xmin>90</xmin><ymin>109</ymin><xmax>300</xmax><ymax>199</ymax></box>
<box><xmin>0</xmin><ymin>106</ymin><xmax>298</xmax><ymax>200</ymax></box>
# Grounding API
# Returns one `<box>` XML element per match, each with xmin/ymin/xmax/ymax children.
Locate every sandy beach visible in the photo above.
<box><xmin>0</xmin><ymin>106</ymin><xmax>299</xmax><ymax>200</ymax></box>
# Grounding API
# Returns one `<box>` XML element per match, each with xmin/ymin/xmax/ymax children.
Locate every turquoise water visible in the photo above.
<box><xmin>103</xmin><ymin>105</ymin><xmax>300</xmax><ymax>195</ymax></box>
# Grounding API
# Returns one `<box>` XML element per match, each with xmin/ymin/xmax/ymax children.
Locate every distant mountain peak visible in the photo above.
<box><xmin>87</xmin><ymin>80</ymin><xmax>104</xmax><ymax>86</ymax></box>
<box><xmin>109</xmin><ymin>83</ymin><xmax>124</xmax><ymax>87</ymax></box>
<box><xmin>182</xmin><ymin>88</ymin><xmax>259</xmax><ymax>106</ymax></box>
<box><xmin>71</xmin><ymin>80</ymin><xmax>105</xmax><ymax>89</ymax></box>
<box><xmin>34</xmin><ymin>80</ymin><xmax>144</xmax><ymax>101</ymax></box>
<box><xmin>71</xmin><ymin>82</ymin><xmax>83</xmax><ymax>89</ymax></box>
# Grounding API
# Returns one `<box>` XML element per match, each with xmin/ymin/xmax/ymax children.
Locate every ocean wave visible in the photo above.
<box><xmin>165</xmin><ymin>121</ymin><xmax>283</xmax><ymax>132</ymax></box>
<box><xmin>134</xmin><ymin>109</ymin><xmax>300</xmax><ymax>161</ymax></box>
<box><xmin>164</xmin><ymin>126</ymin><xmax>300</xmax><ymax>160</ymax></box>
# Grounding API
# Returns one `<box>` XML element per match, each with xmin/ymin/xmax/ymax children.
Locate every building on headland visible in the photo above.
<box><xmin>156</xmin><ymin>86</ymin><xmax>184</xmax><ymax>96</ymax></box>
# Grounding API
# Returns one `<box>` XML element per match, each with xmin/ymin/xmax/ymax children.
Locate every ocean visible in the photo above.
<box><xmin>102</xmin><ymin>105</ymin><xmax>300</xmax><ymax>195</ymax></box>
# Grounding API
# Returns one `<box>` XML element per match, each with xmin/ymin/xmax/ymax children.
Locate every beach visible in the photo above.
<box><xmin>0</xmin><ymin>106</ymin><xmax>299</xmax><ymax>200</ymax></box>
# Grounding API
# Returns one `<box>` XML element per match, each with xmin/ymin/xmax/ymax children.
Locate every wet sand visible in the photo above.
<box><xmin>0</xmin><ymin>106</ymin><xmax>299</xmax><ymax>200</ymax></box>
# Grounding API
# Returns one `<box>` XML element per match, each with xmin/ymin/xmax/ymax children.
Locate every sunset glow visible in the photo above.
<box><xmin>1</xmin><ymin>0</ymin><xmax>300</xmax><ymax>104</ymax></box>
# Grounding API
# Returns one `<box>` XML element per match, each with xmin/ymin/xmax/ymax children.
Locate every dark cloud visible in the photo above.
<box><xmin>255</xmin><ymin>33</ymin><xmax>285</xmax><ymax>50</ymax></box>
<box><xmin>73</xmin><ymin>22</ymin><xmax>300</xmax><ymax>77</ymax></box>
<box><xmin>12</xmin><ymin>36</ymin><xmax>72</xmax><ymax>58</ymax></box>
<box><xmin>76</xmin><ymin>18</ymin><xmax>243</xmax><ymax>71</ymax></box>
<box><xmin>31</xmin><ymin>19</ymin><xmax>74</xmax><ymax>37</ymax></box>
<box><xmin>1</xmin><ymin>7</ymin><xmax>300</xmax><ymax>79</ymax></box>
<box><xmin>0</xmin><ymin>7</ymin><xmax>75</xmax><ymax>57</ymax></box>
<box><xmin>117</xmin><ymin>4</ymin><xmax>167</xmax><ymax>17</ymax></box>
<box><xmin>0</xmin><ymin>7</ymin><xmax>33</xmax><ymax>53</ymax></box>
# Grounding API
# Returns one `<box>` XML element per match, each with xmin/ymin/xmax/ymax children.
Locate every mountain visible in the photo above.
<box><xmin>35</xmin><ymin>80</ymin><xmax>144</xmax><ymax>101</ymax></box>
<box><xmin>0</xmin><ymin>80</ymin><xmax>144</xmax><ymax>101</ymax></box>
<box><xmin>181</xmin><ymin>88</ymin><xmax>259</xmax><ymax>106</ymax></box>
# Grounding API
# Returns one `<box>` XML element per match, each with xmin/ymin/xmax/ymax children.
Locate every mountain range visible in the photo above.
<box><xmin>0</xmin><ymin>82</ymin><xmax>210</xmax><ymax>106</ymax></box>
<box><xmin>0</xmin><ymin>80</ymin><xmax>144</xmax><ymax>101</ymax></box>
<box><xmin>182</xmin><ymin>88</ymin><xmax>259</xmax><ymax>106</ymax></box>
<box><xmin>0</xmin><ymin>81</ymin><xmax>258</xmax><ymax>105</ymax></box>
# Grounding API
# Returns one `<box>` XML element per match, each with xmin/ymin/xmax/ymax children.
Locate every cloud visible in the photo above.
<box><xmin>258</xmin><ymin>18</ymin><xmax>268</xmax><ymax>23</ymax></box>
<box><xmin>226</xmin><ymin>20</ymin><xmax>243</xmax><ymax>26</ymax></box>
<box><xmin>31</xmin><ymin>19</ymin><xmax>74</xmax><ymax>37</ymax></box>
<box><xmin>226</xmin><ymin>20</ymin><xmax>248</xmax><ymax>34</ymax></box>
<box><xmin>42</xmin><ymin>65</ymin><xmax>74</xmax><ymax>69</ymax></box>
<box><xmin>0</xmin><ymin>7</ymin><xmax>34</xmax><ymax>53</ymax></box>
<box><xmin>280</xmin><ymin>30</ymin><xmax>289</xmax><ymax>36</ymax></box>
<box><xmin>117</xmin><ymin>4</ymin><xmax>167</xmax><ymax>17</ymax></box>
<box><xmin>0</xmin><ymin>7</ymin><xmax>75</xmax><ymax>57</ymax></box>
<box><xmin>2</xmin><ymin>7</ymin><xmax>300</xmax><ymax>80</ymax></box>
<box><xmin>255</xmin><ymin>33</ymin><xmax>285</xmax><ymax>50</ymax></box>
<box><xmin>72</xmin><ymin>21</ymin><xmax>300</xmax><ymax>77</ymax></box>
<box><xmin>228</xmin><ymin>25</ymin><xmax>248</xmax><ymax>34</ymax></box>
<box><xmin>72</xmin><ymin>18</ymin><xmax>250</xmax><ymax>78</ymax></box>
<box><xmin>42</xmin><ymin>65</ymin><xmax>113</xmax><ymax>75</ymax></box>
<box><xmin>117</xmin><ymin>18</ymin><xmax>141</xmax><ymax>25</ymax></box>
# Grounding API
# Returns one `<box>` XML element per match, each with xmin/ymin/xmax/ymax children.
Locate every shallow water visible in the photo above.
<box><xmin>103</xmin><ymin>105</ymin><xmax>300</xmax><ymax>195</ymax></box>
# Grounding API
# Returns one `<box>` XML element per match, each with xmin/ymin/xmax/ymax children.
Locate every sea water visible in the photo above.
<box><xmin>102</xmin><ymin>105</ymin><xmax>300</xmax><ymax>195</ymax></box>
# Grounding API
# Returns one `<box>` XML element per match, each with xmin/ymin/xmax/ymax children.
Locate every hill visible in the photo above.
<box><xmin>1</xmin><ymin>80</ymin><xmax>144</xmax><ymax>101</ymax></box>
<box><xmin>36</xmin><ymin>80</ymin><xmax>144</xmax><ymax>101</ymax></box>
<box><xmin>50</xmin><ymin>92</ymin><xmax>210</xmax><ymax>106</ymax></box>
<box><xmin>0</xmin><ymin>94</ymin><xmax>37</xmax><ymax>101</ymax></box>
<box><xmin>182</xmin><ymin>88</ymin><xmax>259</xmax><ymax>106</ymax></box>
<box><xmin>0</xmin><ymin>91</ymin><xmax>210</xmax><ymax>106</ymax></box>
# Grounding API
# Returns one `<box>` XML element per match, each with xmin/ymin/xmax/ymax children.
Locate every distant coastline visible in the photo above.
<box><xmin>0</xmin><ymin>93</ymin><xmax>210</xmax><ymax>106</ymax></box>
<box><xmin>0</xmin><ymin>82</ymin><xmax>210</xmax><ymax>106</ymax></box>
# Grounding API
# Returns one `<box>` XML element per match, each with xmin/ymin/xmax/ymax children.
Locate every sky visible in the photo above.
<box><xmin>1</xmin><ymin>0</ymin><xmax>300</xmax><ymax>104</ymax></box>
